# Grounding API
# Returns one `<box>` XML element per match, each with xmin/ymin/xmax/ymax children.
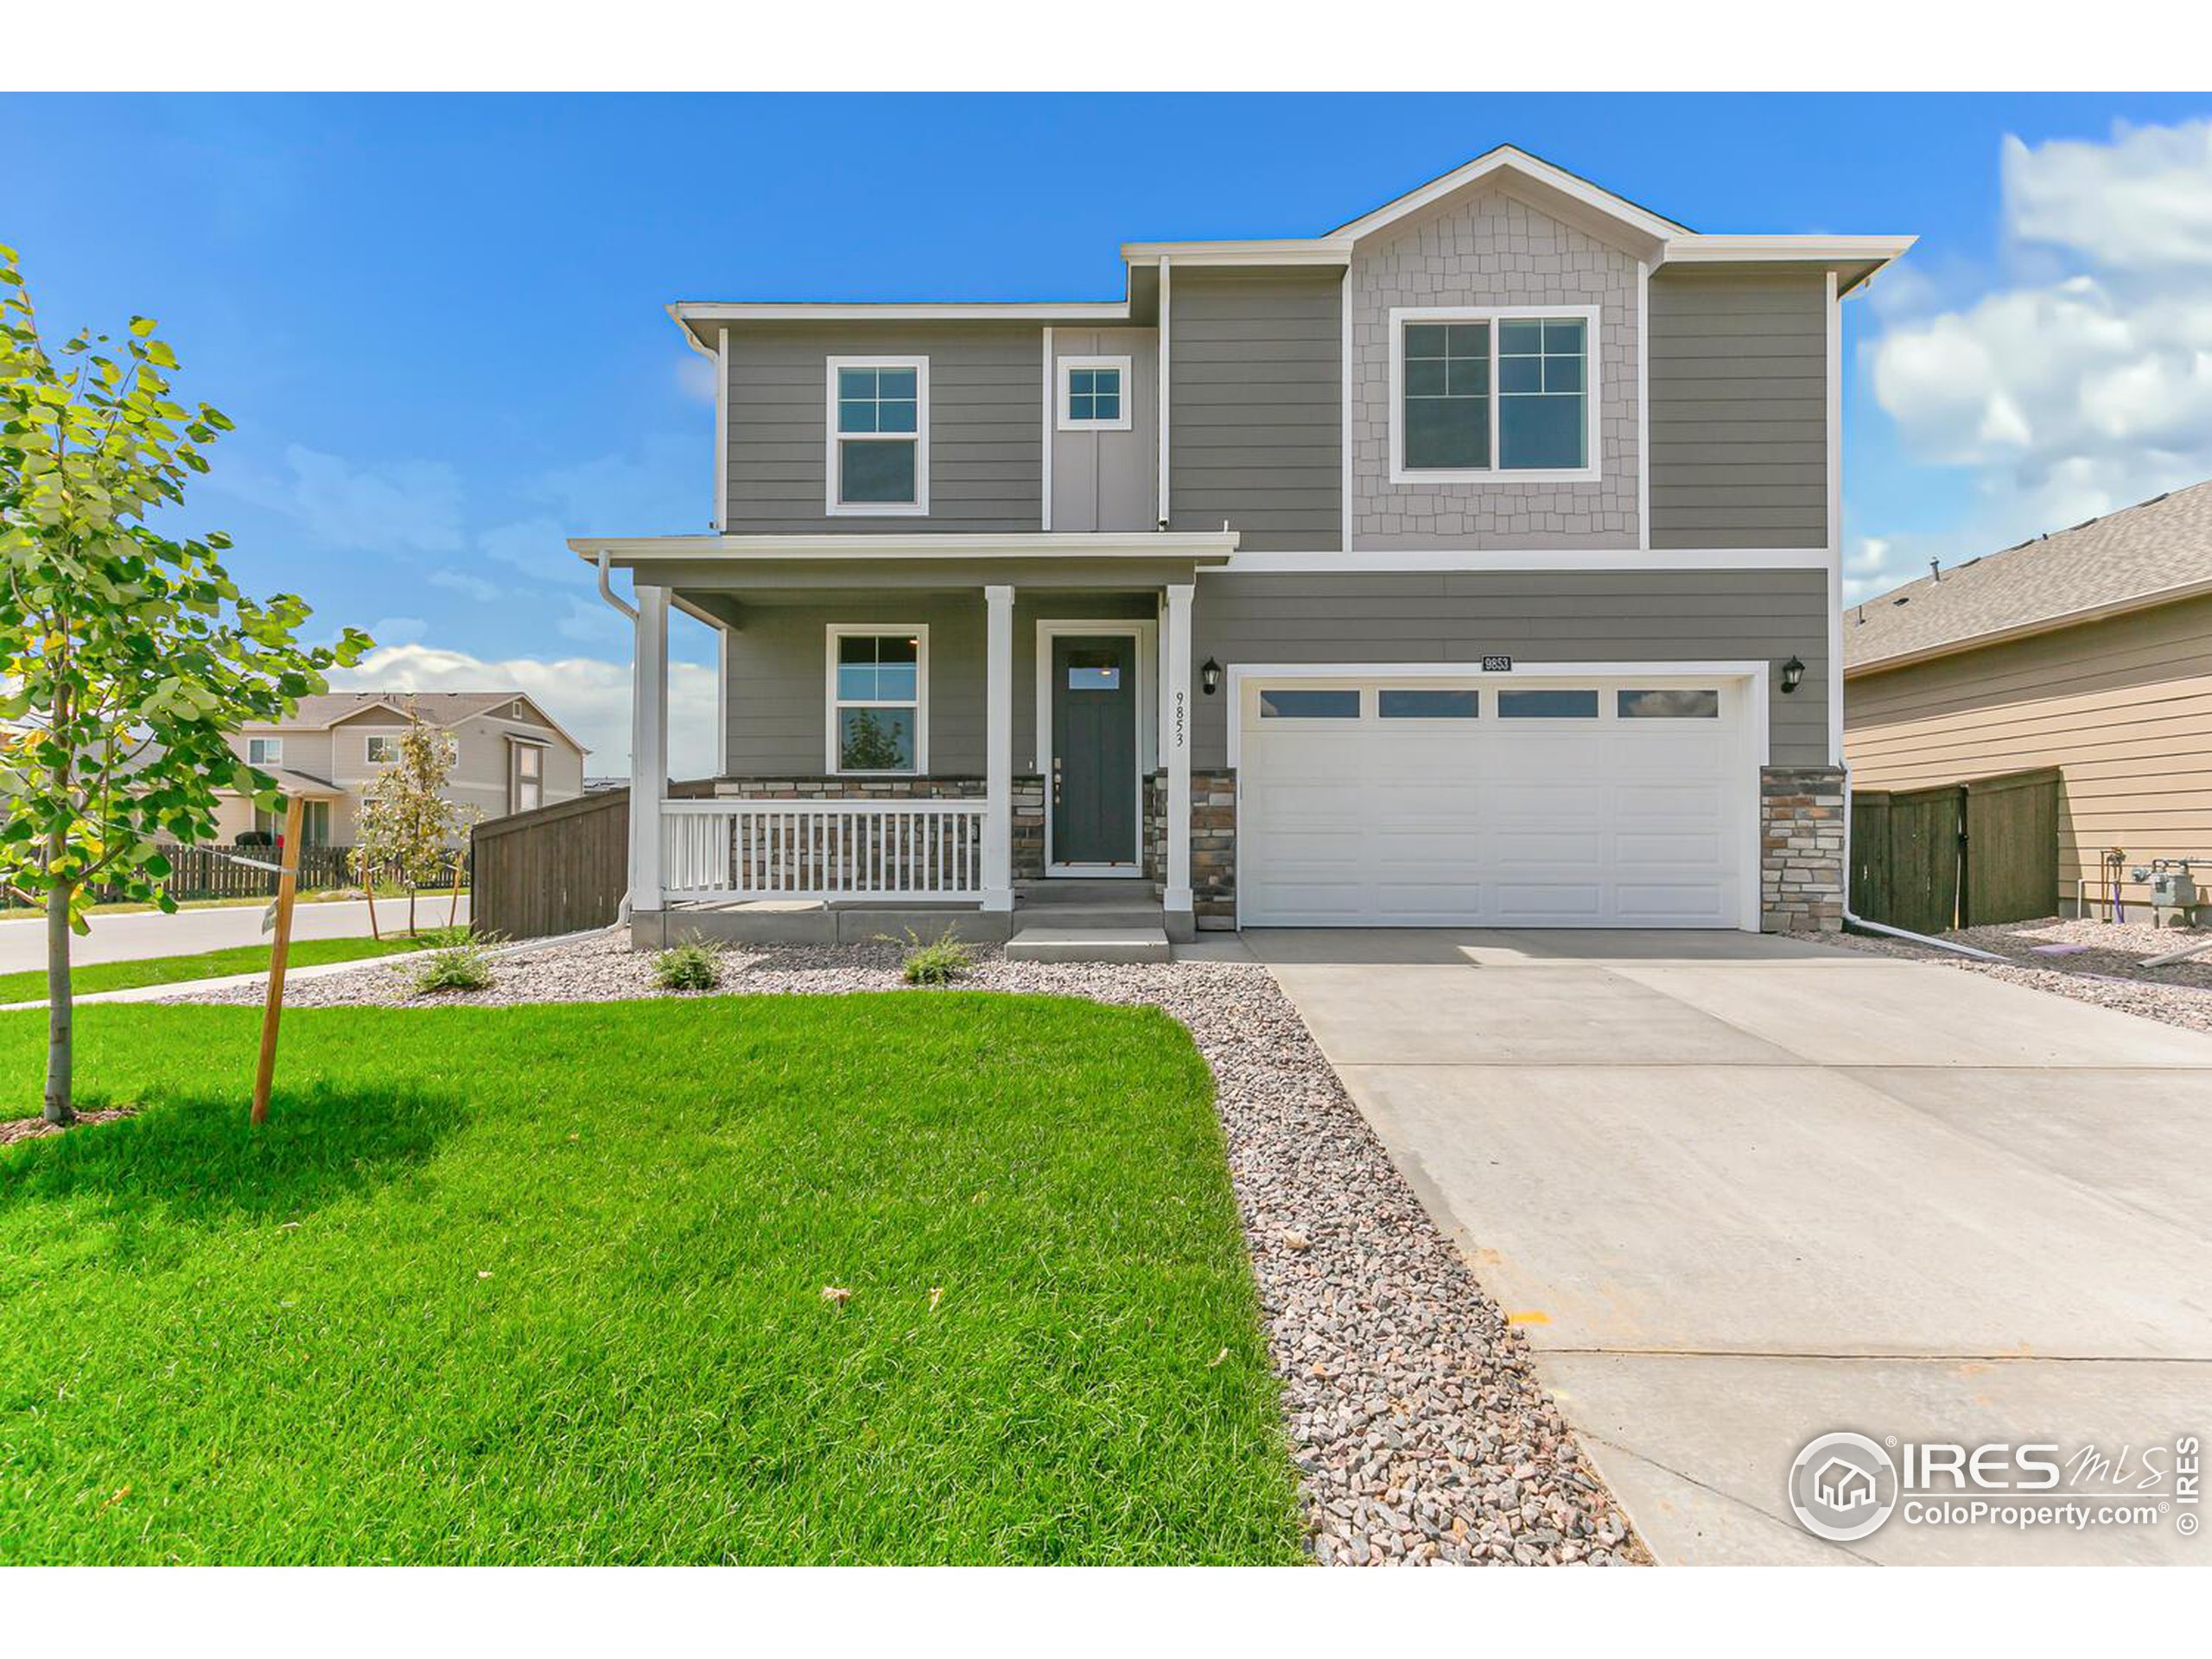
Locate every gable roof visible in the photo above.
<box><xmin>1326</xmin><ymin>143</ymin><xmax>1692</xmax><ymax>246</ymax></box>
<box><xmin>1845</xmin><ymin>480</ymin><xmax>2212</xmax><ymax>674</ymax></box>
<box><xmin>249</xmin><ymin>691</ymin><xmax>588</xmax><ymax>753</ymax></box>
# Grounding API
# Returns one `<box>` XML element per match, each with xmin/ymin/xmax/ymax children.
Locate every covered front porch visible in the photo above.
<box><xmin>575</xmin><ymin>531</ymin><xmax>1238</xmax><ymax>948</ymax></box>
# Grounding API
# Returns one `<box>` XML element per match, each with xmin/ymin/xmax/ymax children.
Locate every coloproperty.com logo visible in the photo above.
<box><xmin>1787</xmin><ymin>1431</ymin><xmax>2202</xmax><ymax>1543</ymax></box>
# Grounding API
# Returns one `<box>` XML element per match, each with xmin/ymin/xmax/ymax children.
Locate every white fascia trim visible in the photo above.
<box><xmin>1387</xmin><ymin>305</ymin><xmax>1603</xmax><ymax>486</ymax></box>
<box><xmin>1332</xmin><ymin>146</ymin><xmax>1688</xmax><ymax>245</ymax></box>
<box><xmin>1664</xmin><ymin>234</ymin><xmax>1917</xmax><ymax>264</ymax></box>
<box><xmin>572</xmin><ymin>531</ymin><xmax>1241</xmax><ymax>563</ymax></box>
<box><xmin>1056</xmin><ymin>353</ymin><xmax>1134</xmax><ymax>432</ymax></box>
<box><xmin>678</xmin><ymin>300</ymin><xmax>1130</xmax><ymax>323</ymax></box>
<box><xmin>1121</xmin><ymin>241</ymin><xmax>1351</xmax><ymax>267</ymax></box>
<box><xmin>1039</xmin><ymin>326</ymin><xmax>1054</xmax><ymax>531</ymax></box>
<box><xmin>1156</xmin><ymin>258</ymin><xmax>1173</xmax><ymax>528</ymax></box>
<box><xmin>1218</xmin><ymin>547</ymin><xmax>1834</xmax><ymax>574</ymax></box>
<box><xmin>1340</xmin><ymin>267</ymin><xmax>1355</xmax><ymax>550</ymax></box>
<box><xmin>824</xmin><ymin>355</ymin><xmax>929</xmax><ymax>518</ymax></box>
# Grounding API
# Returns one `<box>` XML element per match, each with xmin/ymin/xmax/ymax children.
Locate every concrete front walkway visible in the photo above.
<box><xmin>1249</xmin><ymin>928</ymin><xmax>2212</xmax><ymax>1566</ymax></box>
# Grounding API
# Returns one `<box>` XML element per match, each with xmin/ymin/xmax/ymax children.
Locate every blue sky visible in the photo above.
<box><xmin>10</xmin><ymin>92</ymin><xmax>2212</xmax><ymax>771</ymax></box>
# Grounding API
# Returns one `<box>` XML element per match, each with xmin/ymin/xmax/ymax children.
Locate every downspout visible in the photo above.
<box><xmin>594</xmin><ymin>550</ymin><xmax>641</xmax><ymax>921</ymax></box>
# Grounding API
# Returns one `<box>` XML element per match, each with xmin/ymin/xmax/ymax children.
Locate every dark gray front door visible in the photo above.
<box><xmin>1051</xmin><ymin>634</ymin><xmax>1138</xmax><ymax>866</ymax></box>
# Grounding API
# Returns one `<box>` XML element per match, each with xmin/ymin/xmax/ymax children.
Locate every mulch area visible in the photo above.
<box><xmin>0</xmin><ymin>1106</ymin><xmax>137</xmax><ymax>1148</ymax></box>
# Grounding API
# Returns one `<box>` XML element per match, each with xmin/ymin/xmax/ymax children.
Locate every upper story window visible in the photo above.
<box><xmin>1389</xmin><ymin>307</ymin><xmax>1599</xmax><ymax>484</ymax></box>
<box><xmin>246</xmin><ymin>736</ymin><xmax>283</xmax><ymax>767</ymax></box>
<box><xmin>1058</xmin><ymin>355</ymin><xmax>1131</xmax><ymax>431</ymax></box>
<box><xmin>365</xmin><ymin>734</ymin><xmax>400</xmax><ymax>764</ymax></box>
<box><xmin>826</xmin><ymin>356</ymin><xmax>929</xmax><ymax>516</ymax></box>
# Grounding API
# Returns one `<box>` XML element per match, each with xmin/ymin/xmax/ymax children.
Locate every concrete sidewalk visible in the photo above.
<box><xmin>1252</xmin><ymin>927</ymin><xmax>2212</xmax><ymax>1566</ymax></box>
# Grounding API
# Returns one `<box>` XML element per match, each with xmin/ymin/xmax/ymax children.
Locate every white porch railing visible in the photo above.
<box><xmin>660</xmin><ymin>798</ymin><xmax>988</xmax><ymax>903</ymax></box>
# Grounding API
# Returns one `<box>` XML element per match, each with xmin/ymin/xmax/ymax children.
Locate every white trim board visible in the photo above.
<box><xmin>1222</xmin><ymin>548</ymin><xmax>1834</xmax><ymax>573</ymax></box>
<box><xmin>1825</xmin><ymin>268</ymin><xmax>1844</xmax><ymax>767</ymax></box>
<box><xmin>1033</xmin><ymin>619</ymin><xmax>1156</xmax><ymax>877</ymax></box>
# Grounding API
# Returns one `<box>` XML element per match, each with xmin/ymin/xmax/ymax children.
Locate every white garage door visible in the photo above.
<box><xmin>1236</xmin><ymin>675</ymin><xmax>1754</xmax><ymax>928</ymax></box>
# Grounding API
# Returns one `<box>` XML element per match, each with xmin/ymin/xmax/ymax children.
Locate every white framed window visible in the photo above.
<box><xmin>246</xmin><ymin>735</ymin><xmax>283</xmax><ymax>766</ymax></box>
<box><xmin>510</xmin><ymin>740</ymin><xmax>545</xmax><ymax>813</ymax></box>
<box><xmin>365</xmin><ymin>734</ymin><xmax>400</xmax><ymax>764</ymax></box>
<box><xmin>1057</xmin><ymin>354</ymin><xmax>1132</xmax><ymax>431</ymax></box>
<box><xmin>825</xmin><ymin>356</ymin><xmax>929</xmax><ymax>516</ymax></box>
<box><xmin>1388</xmin><ymin>305</ymin><xmax>1600</xmax><ymax>484</ymax></box>
<box><xmin>826</xmin><ymin>626</ymin><xmax>927</xmax><ymax>774</ymax></box>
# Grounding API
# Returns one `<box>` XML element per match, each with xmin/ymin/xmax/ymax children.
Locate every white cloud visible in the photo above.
<box><xmin>2005</xmin><ymin>121</ymin><xmax>2212</xmax><ymax>271</ymax></box>
<box><xmin>479</xmin><ymin>515</ymin><xmax>570</xmax><ymax>575</ymax></box>
<box><xmin>219</xmin><ymin>444</ymin><xmax>466</xmax><ymax>556</ymax></box>
<box><xmin>368</xmin><ymin>615</ymin><xmax>429</xmax><ymax>647</ymax></box>
<box><xmin>329</xmin><ymin>643</ymin><xmax>718</xmax><ymax>779</ymax></box>
<box><xmin>1862</xmin><ymin>118</ymin><xmax>2212</xmax><ymax>598</ymax></box>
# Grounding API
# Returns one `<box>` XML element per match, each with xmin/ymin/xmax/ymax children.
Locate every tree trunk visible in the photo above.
<box><xmin>43</xmin><ymin>877</ymin><xmax>75</xmax><ymax>1126</ymax></box>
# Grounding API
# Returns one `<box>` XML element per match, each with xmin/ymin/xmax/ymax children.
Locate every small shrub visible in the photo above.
<box><xmin>410</xmin><ymin>924</ymin><xmax>475</xmax><ymax>951</ymax></box>
<box><xmin>410</xmin><ymin>942</ymin><xmax>493</xmax><ymax>996</ymax></box>
<box><xmin>654</xmin><ymin>939</ymin><xmax>723</xmax><ymax>992</ymax></box>
<box><xmin>890</xmin><ymin>925</ymin><xmax>976</xmax><ymax>987</ymax></box>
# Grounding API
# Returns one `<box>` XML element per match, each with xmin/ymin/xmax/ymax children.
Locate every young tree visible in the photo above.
<box><xmin>0</xmin><ymin>248</ymin><xmax>370</xmax><ymax>1124</ymax></box>
<box><xmin>353</xmin><ymin>703</ymin><xmax>479</xmax><ymax>933</ymax></box>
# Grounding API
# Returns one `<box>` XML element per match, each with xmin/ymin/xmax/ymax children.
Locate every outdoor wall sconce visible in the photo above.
<box><xmin>1780</xmin><ymin>655</ymin><xmax>1806</xmax><ymax>695</ymax></box>
<box><xmin>1200</xmin><ymin>658</ymin><xmax>1223</xmax><ymax>696</ymax></box>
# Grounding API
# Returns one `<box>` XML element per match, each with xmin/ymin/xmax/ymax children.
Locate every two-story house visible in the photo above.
<box><xmin>213</xmin><ymin>691</ymin><xmax>588</xmax><ymax>847</ymax></box>
<box><xmin>575</xmin><ymin>146</ymin><xmax>1909</xmax><ymax>947</ymax></box>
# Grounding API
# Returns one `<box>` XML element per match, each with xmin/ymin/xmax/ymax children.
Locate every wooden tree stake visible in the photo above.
<box><xmin>251</xmin><ymin>795</ymin><xmax>305</xmax><ymax>1126</ymax></box>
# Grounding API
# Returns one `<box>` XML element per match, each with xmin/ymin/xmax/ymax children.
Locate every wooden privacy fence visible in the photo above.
<box><xmin>470</xmin><ymin>784</ymin><xmax>717</xmax><ymax>940</ymax></box>
<box><xmin>3</xmin><ymin>842</ymin><xmax>365</xmax><ymax>910</ymax></box>
<box><xmin>1850</xmin><ymin>766</ymin><xmax>2060</xmax><ymax>935</ymax></box>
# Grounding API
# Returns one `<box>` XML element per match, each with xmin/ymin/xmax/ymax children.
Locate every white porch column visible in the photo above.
<box><xmin>627</xmin><ymin>582</ymin><xmax>670</xmax><ymax>917</ymax></box>
<box><xmin>982</xmin><ymin>582</ymin><xmax>1016</xmax><ymax>912</ymax></box>
<box><xmin>1162</xmin><ymin>582</ymin><xmax>1194</xmax><ymax>918</ymax></box>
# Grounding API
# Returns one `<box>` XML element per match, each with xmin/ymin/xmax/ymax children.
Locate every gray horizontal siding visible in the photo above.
<box><xmin>1190</xmin><ymin>569</ymin><xmax>1829</xmax><ymax>767</ymax></box>
<box><xmin>1168</xmin><ymin>269</ymin><xmax>1342</xmax><ymax>550</ymax></box>
<box><xmin>719</xmin><ymin>593</ymin><xmax>1154</xmax><ymax>777</ymax></box>
<box><xmin>1647</xmin><ymin>270</ymin><xmax>1827</xmax><ymax>550</ymax></box>
<box><xmin>724</xmin><ymin>324</ymin><xmax>1041</xmax><ymax>534</ymax></box>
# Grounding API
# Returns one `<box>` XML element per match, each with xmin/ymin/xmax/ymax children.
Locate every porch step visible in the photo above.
<box><xmin>1004</xmin><ymin>925</ymin><xmax>1171</xmax><ymax>965</ymax></box>
<box><xmin>1014</xmin><ymin>903</ymin><xmax>1166</xmax><ymax>931</ymax></box>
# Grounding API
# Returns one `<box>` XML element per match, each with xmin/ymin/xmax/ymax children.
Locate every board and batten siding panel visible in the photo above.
<box><xmin>1051</xmin><ymin>327</ymin><xmax>1159</xmax><ymax>533</ymax></box>
<box><xmin>1192</xmin><ymin>569</ymin><xmax>1828</xmax><ymax>769</ymax></box>
<box><xmin>1167</xmin><ymin>269</ymin><xmax>1343</xmax><ymax>550</ymax></box>
<box><xmin>1647</xmin><ymin>269</ymin><xmax>1827</xmax><ymax>549</ymax></box>
<box><xmin>724</xmin><ymin>324</ymin><xmax>1041</xmax><ymax>534</ymax></box>
<box><xmin>1846</xmin><ymin>593</ymin><xmax>2212</xmax><ymax>910</ymax></box>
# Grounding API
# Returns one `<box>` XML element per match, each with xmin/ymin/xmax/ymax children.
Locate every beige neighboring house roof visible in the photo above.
<box><xmin>1845</xmin><ymin>480</ymin><xmax>2212</xmax><ymax>675</ymax></box>
<box><xmin>246</xmin><ymin>690</ymin><xmax>589</xmax><ymax>756</ymax></box>
<box><xmin>264</xmin><ymin>766</ymin><xmax>346</xmax><ymax>800</ymax></box>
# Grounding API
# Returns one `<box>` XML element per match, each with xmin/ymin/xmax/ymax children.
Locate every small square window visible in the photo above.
<box><xmin>1058</xmin><ymin>357</ymin><xmax>1132</xmax><ymax>430</ymax></box>
<box><xmin>246</xmin><ymin>736</ymin><xmax>283</xmax><ymax>766</ymax></box>
<box><xmin>365</xmin><ymin>734</ymin><xmax>400</xmax><ymax>762</ymax></box>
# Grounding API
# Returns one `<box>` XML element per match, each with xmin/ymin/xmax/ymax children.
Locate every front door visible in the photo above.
<box><xmin>1050</xmin><ymin>634</ymin><xmax>1138</xmax><ymax>867</ymax></box>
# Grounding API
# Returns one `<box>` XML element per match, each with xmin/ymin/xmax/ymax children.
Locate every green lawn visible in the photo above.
<box><xmin>0</xmin><ymin>996</ymin><xmax>1300</xmax><ymax>1565</ymax></box>
<box><xmin>0</xmin><ymin>936</ymin><xmax>433</xmax><ymax>1004</ymax></box>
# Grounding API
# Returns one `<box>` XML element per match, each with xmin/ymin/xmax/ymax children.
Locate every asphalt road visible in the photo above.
<box><xmin>0</xmin><ymin>895</ymin><xmax>472</xmax><ymax>972</ymax></box>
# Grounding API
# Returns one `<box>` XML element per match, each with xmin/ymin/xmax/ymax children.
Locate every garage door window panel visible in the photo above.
<box><xmin>1498</xmin><ymin>688</ymin><xmax>1600</xmax><ymax>719</ymax></box>
<box><xmin>1379</xmin><ymin>688</ymin><xmax>1479</xmax><ymax>719</ymax></box>
<box><xmin>1618</xmin><ymin>689</ymin><xmax>1721</xmax><ymax>719</ymax></box>
<box><xmin>1259</xmin><ymin>689</ymin><xmax>1361</xmax><ymax>720</ymax></box>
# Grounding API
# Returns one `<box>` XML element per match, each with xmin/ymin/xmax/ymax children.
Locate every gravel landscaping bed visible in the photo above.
<box><xmin>1797</xmin><ymin>916</ymin><xmax>2212</xmax><ymax>1035</ymax></box>
<box><xmin>168</xmin><ymin>931</ymin><xmax>1644</xmax><ymax>1566</ymax></box>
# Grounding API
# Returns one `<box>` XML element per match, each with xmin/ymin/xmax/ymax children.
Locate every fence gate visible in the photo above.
<box><xmin>1849</xmin><ymin>766</ymin><xmax>2060</xmax><ymax>935</ymax></box>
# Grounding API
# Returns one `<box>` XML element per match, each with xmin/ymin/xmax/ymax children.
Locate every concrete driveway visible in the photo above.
<box><xmin>1249</xmin><ymin>928</ymin><xmax>2212</xmax><ymax>1566</ymax></box>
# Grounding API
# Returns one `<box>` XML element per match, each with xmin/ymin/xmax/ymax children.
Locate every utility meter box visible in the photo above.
<box><xmin>2133</xmin><ymin>862</ymin><xmax>2205</xmax><ymax>928</ymax></box>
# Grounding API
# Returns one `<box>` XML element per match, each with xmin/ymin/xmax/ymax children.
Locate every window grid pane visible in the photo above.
<box><xmin>1498</xmin><ymin>316</ymin><xmax>1587</xmax><ymax>470</ymax></box>
<box><xmin>1402</xmin><ymin>321</ymin><xmax>1491</xmax><ymax>470</ymax></box>
<box><xmin>1066</xmin><ymin>365</ymin><xmax>1122</xmax><ymax>424</ymax></box>
<box><xmin>834</xmin><ymin>634</ymin><xmax>922</xmax><ymax>771</ymax></box>
<box><xmin>836</xmin><ymin>363</ymin><xmax>922</xmax><ymax>503</ymax></box>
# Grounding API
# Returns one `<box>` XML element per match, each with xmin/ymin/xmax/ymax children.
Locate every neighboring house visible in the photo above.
<box><xmin>213</xmin><ymin>692</ymin><xmax>588</xmax><ymax>847</ymax></box>
<box><xmin>574</xmin><ymin>144</ymin><xmax>1910</xmax><ymax>943</ymax></box>
<box><xmin>1845</xmin><ymin>481</ymin><xmax>2212</xmax><ymax>918</ymax></box>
